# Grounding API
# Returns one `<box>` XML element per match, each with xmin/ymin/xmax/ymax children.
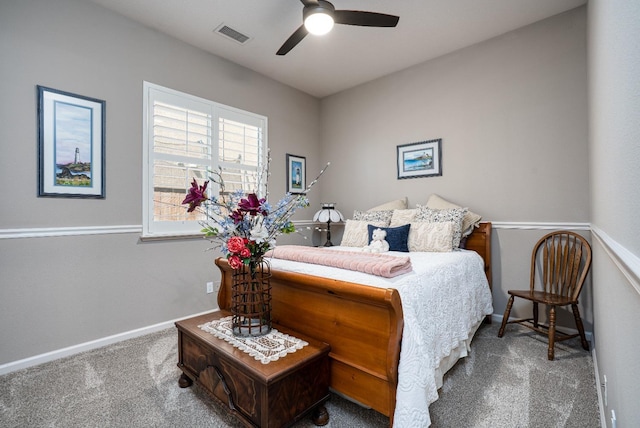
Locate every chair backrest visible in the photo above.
<box><xmin>529</xmin><ymin>231</ymin><xmax>592</xmax><ymax>301</ymax></box>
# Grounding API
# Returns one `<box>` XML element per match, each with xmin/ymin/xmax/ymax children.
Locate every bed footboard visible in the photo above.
<box><xmin>216</xmin><ymin>258</ymin><xmax>404</xmax><ymax>419</ymax></box>
<box><xmin>215</xmin><ymin>222</ymin><xmax>492</xmax><ymax>422</ymax></box>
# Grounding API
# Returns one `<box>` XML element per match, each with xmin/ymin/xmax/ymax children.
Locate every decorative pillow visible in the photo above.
<box><xmin>367</xmin><ymin>224</ymin><xmax>410</xmax><ymax>252</ymax></box>
<box><xmin>341</xmin><ymin>220</ymin><xmax>387</xmax><ymax>247</ymax></box>
<box><xmin>408</xmin><ymin>222</ymin><xmax>455</xmax><ymax>252</ymax></box>
<box><xmin>415</xmin><ymin>206</ymin><xmax>467</xmax><ymax>248</ymax></box>
<box><xmin>367</xmin><ymin>198</ymin><xmax>408</xmax><ymax>212</ymax></box>
<box><xmin>389</xmin><ymin>209</ymin><xmax>417</xmax><ymax>227</ymax></box>
<box><xmin>353</xmin><ymin>210</ymin><xmax>393</xmax><ymax>226</ymax></box>
<box><xmin>425</xmin><ymin>194</ymin><xmax>482</xmax><ymax>237</ymax></box>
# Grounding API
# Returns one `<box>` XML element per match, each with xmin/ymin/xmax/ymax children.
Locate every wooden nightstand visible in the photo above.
<box><xmin>176</xmin><ymin>311</ymin><xmax>331</xmax><ymax>428</ymax></box>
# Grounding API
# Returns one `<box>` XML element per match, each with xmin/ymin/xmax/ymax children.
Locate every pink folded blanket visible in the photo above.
<box><xmin>265</xmin><ymin>245</ymin><xmax>413</xmax><ymax>278</ymax></box>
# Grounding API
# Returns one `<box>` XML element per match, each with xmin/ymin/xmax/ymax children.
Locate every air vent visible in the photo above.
<box><xmin>215</xmin><ymin>24</ymin><xmax>251</xmax><ymax>45</ymax></box>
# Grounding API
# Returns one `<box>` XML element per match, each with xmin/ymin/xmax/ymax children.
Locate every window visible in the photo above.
<box><xmin>143</xmin><ymin>82</ymin><xmax>267</xmax><ymax>237</ymax></box>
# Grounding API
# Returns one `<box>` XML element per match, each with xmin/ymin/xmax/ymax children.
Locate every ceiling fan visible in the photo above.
<box><xmin>276</xmin><ymin>0</ymin><xmax>400</xmax><ymax>56</ymax></box>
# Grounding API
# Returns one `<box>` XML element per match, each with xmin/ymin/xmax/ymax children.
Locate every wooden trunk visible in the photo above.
<box><xmin>176</xmin><ymin>312</ymin><xmax>331</xmax><ymax>428</ymax></box>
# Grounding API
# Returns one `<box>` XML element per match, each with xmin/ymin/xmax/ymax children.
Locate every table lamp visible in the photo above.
<box><xmin>312</xmin><ymin>203</ymin><xmax>344</xmax><ymax>246</ymax></box>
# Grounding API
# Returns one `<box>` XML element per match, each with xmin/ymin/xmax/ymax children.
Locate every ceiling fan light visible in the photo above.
<box><xmin>304</xmin><ymin>11</ymin><xmax>334</xmax><ymax>36</ymax></box>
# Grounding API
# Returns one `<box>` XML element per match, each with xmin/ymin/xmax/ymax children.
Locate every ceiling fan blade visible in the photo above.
<box><xmin>276</xmin><ymin>25</ymin><xmax>309</xmax><ymax>56</ymax></box>
<box><xmin>333</xmin><ymin>10</ymin><xmax>399</xmax><ymax>27</ymax></box>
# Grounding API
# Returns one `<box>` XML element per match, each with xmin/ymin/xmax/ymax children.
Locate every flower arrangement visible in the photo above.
<box><xmin>183</xmin><ymin>156</ymin><xmax>329</xmax><ymax>270</ymax></box>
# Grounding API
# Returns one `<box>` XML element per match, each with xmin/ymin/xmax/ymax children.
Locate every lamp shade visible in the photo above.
<box><xmin>313</xmin><ymin>208</ymin><xmax>344</xmax><ymax>223</ymax></box>
<box><xmin>313</xmin><ymin>203</ymin><xmax>344</xmax><ymax>223</ymax></box>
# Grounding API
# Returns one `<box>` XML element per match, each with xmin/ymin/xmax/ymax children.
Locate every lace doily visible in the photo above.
<box><xmin>198</xmin><ymin>316</ymin><xmax>308</xmax><ymax>364</ymax></box>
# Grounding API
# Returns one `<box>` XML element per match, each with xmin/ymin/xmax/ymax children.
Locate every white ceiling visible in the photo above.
<box><xmin>87</xmin><ymin>0</ymin><xmax>586</xmax><ymax>98</ymax></box>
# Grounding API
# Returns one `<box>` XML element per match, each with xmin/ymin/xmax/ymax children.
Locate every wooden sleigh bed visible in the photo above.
<box><xmin>215</xmin><ymin>222</ymin><xmax>492</xmax><ymax>425</ymax></box>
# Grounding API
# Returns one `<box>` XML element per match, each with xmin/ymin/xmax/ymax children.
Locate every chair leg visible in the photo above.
<box><xmin>548</xmin><ymin>306</ymin><xmax>556</xmax><ymax>360</ymax></box>
<box><xmin>572</xmin><ymin>303</ymin><xmax>590</xmax><ymax>350</ymax></box>
<box><xmin>533</xmin><ymin>302</ymin><xmax>539</xmax><ymax>328</ymax></box>
<box><xmin>498</xmin><ymin>295</ymin><xmax>514</xmax><ymax>337</ymax></box>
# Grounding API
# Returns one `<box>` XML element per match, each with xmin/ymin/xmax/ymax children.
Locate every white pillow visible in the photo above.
<box><xmin>408</xmin><ymin>222</ymin><xmax>455</xmax><ymax>252</ymax></box>
<box><xmin>425</xmin><ymin>194</ymin><xmax>482</xmax><ymax>237</ymax></box>
<box><xmin>340</xmin><ymin>220</ymin><xmax>387</xmax><ymax>247</ymax></box>
<box><xmin>415</xmin><ymin>206</ymin><xmax>467</xmax><ymax>248</ymax></box>
<box><xmin>367</xmin><ymin>198</ymin><xmax>408</xmax><ymax>212</ymax></box>
<box><xmin>389</xmin><ymin>209</ymin><xmax>417</xmax><ymax>227</ymax></box>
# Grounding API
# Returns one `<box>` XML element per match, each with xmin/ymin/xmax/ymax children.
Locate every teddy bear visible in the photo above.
<box><xmin>363</xmin><ymin>228</ymin><xmax>390</xmax><ymax>253</ymax></box>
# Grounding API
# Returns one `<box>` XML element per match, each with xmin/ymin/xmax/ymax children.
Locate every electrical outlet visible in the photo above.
<box><xmin>206</xmin><ymin>281</ymin><xmax>214</xmax><ymax>294</ymax></box>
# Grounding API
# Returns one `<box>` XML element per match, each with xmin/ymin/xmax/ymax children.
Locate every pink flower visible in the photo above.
<box><xmin>227</xmin><ymin>236</ymin><xmax>246</xmax><ymax>254</ymax></box>
<box><xmin>228</xmin><ymin>255</ymin><xmax>243</xmax><ymax>270</ymax></box>
<box><xmin>239</xmin><ymin>247</ymin><xmax>251</xmax><ymax>258</ymax></box>
<box><xmin>182</xmin><ymin>179</ymin><xmax>208</xmax><ymax>212</ymax></box>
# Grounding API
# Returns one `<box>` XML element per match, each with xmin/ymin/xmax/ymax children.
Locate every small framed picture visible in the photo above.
<box><xmin>286</xmin><ymin>154</ymin><xmax>306</xmax><ymax>194</ymax></box>
<box><xmin>37</xmin><ymin>85</ymin><xmax>106</xmax><ymax>198</ymax></box>
<box><xmin>397</xmin><ymin>139</ymin><xmax>442</xmax><ymax>179</ymax></box>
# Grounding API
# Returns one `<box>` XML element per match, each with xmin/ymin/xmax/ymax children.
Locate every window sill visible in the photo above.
<box><xmin>139</xmin><ymin>233</ymin><xmax>206</xmax><ymax>242</ymax></box>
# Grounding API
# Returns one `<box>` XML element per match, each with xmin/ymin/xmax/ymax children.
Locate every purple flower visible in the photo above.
<box><xmin>238</xmin><ymin>193</ymin><xmax>267</xmax><ymax>216</ymax></box>
<box><xmin>230</xmin><ymin>210</ymin><xmax>244</xmax><ymax>224</ymax></box>
<box><xmin>182</xmin><ymin>179</ymin><xmax>208</xmax><ymax>212</ymax></box>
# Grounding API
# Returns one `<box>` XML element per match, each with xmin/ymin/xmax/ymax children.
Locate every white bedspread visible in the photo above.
<box><xmin>265</xmin><ymin>247</ymin><xmax>493</xmax><ymax>427</ymax></box>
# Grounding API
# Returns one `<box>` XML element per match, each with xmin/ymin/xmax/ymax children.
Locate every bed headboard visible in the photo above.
<box><xmin>465</xmin><ymin>222</ymin><xmax>492</xmax><ymax>291</ymax></box>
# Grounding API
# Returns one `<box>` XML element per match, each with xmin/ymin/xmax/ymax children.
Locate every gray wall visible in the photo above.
<box><xmin>0</xmin><ymin>0</ymin><xmax>321</xmax><ymax>364</ymax></box>
<box><xmin>2</xmin><ymin>3</ymin><xmax>639</xmax><ymax>424</ymax></box>
<box><xmin>319</xmin><ymin>8</ymin><xmax>591</xmax><ymax>328</ymax></box>
<box><xmin>588</xmin><ymin>0</ymin><xmax>640</xmax><ymax>426</ymax></box>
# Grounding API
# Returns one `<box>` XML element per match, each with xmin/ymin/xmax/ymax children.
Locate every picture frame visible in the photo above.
<box><xmin>397</xmin><ymin>138</ymin><xmax>442</xmax><ymax>179</ymax></box>
<box><xmin>37</xmin><ymin>85</ymin><xmax>106</xmax><ymax>198</ymax></box>
<box><xmin>286</xmin><ymin>154</ymin><xmax>306</xmax><ymax>194</ymax></box>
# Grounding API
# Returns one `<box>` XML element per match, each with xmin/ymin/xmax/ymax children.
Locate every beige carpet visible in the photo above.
<box><xmin>0</xmin><ymin>322</ymin><xmax>600</xmax><ymax>427</ymax></box>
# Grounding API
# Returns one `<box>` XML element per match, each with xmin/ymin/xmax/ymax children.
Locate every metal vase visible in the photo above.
<box><xmin>231</xmin><ymin>257</ymin><xmax>272</xmax><ymax>337</ymax></box>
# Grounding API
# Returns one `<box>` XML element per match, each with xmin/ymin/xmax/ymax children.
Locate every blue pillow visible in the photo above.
<box><xmin>367</xmin><ymin>223</ymin><xmax>411</xmax><ymax>252</ymax></box>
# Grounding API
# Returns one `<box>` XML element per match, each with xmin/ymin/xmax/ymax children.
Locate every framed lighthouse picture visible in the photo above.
<box><xmin>286</xmin><ymin>153</ymin><xmax>306</xmax><ymax>194</ymax></box>
<box><xmin>37</xmin><ymin>85</ymin><xmax>105</xmax><ymax>198</ymax></box>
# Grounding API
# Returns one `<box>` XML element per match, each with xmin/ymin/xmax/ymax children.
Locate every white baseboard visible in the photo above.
<box><xmin>591</xmin><ymin>346</ymin><xmax>607</xmax><ymax>428</ymax></box>
<box><xmin>0</xmin><ymin>309</ymin><xmax>219</xmax><ymax>376</ymax></box>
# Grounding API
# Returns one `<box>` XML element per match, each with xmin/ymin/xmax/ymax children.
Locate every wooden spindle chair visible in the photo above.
<box><xmin>498</xmin><ymin>231</ymin><xmax>592</xmax><ymax>360</ymax></box>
